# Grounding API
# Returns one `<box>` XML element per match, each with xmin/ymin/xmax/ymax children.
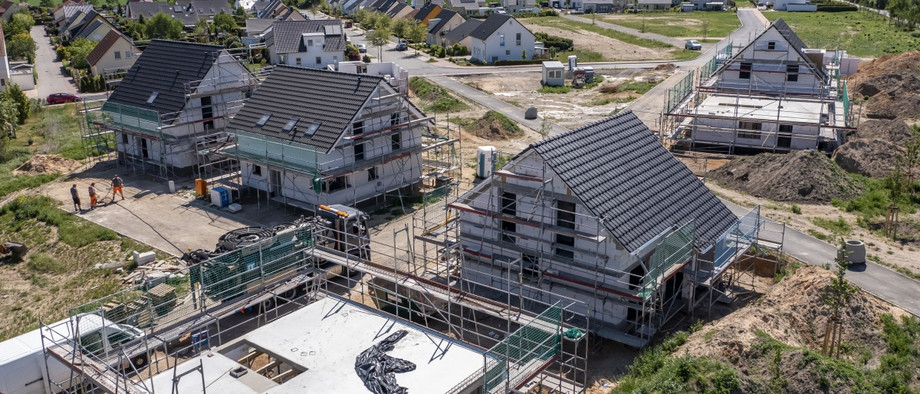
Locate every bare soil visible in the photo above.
<box><xmin>13</xmin><ymin>154</ymin><xmax>81</xmax><ymax>175</ymax></box>
<box><xmin>832</xmin><ymin>118</ymin><xmax>915</xmax><ymax>178</ymax></box>
<box><xmin>679</xmin><ymin>265</ymin><xmax>908</xmax><ymax>392</ymax></box>
<box><xmin>454</xmin><ymin>68</ymin><xmax>675</xmax><ymax>130</ymax></box>
<box><xmin>849</xmin><ymin>51</ymin><xmax>920</xmax><ymax>119</ymax></box>
<box><xmin>708</xmin><ymin>150</ymin><xmax>863</xmax><ymax>203</ymax></box>
<box><xmin>518</xmin><ymin>22</ymin><xmax>674</xmax><ymax>61</ymax></box>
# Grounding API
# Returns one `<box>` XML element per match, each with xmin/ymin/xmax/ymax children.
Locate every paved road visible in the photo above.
<box><xmin>561</xmin><ymin>14</ymin><xmax>687</xmax><ymax>48</ymax></box>
<box><xmin>724</xmin><ymin>202</ymin><xmax>920</xmax><ymax>317</ymax></box>
<box><xmin>30</xmin><ymin>25</ymin><xmax>77</xmax><ymax>100</ymax></box>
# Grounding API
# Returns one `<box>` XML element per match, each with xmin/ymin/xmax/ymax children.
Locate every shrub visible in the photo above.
<box><xmin>534</xmin><ymin>32</ymin><xmax>573</xmax><ymax>51</ymax></box>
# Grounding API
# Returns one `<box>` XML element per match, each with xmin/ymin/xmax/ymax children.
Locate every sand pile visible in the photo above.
<box><xmin>13</xmin><ymin>154</ymin><xmax>80</xmax><ymax>175</ymax></box>
<box><xmin>466</xmin><ymin>111</ymin><xmax>524</xmax><ymax>140</ymax></box>
<box><xmin>849</xmin><ymin>52</ymin><xmax>920</xmax><ymax>119</ymax></box>
<box><xmin>709</xmin><ymin>150</ymin><xmax>862</xmax><ymax>203</ymax></box>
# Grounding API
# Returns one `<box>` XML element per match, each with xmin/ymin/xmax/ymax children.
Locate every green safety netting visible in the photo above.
<box><xmin>639</xmin><ymin>220</ymin><xmax>694</xmax><ymax>300</ymax></box>
<box><xmin>484</xmin><ymin>304</ymin><xmax>563</xmax><ymax>392</ymax></box>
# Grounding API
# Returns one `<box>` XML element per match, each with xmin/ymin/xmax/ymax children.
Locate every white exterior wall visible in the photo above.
<box><xmin>90</xmin><ymin>38</ymin><xmax>137</xmax><ymax>77</ymax></box>
<box><xmin>691</xmin><ymin>116</ymin><xmax>820</xmax><ymax>150</ymax></box>
<box><xmin>278</xmin><ymin>43</ymin><xmax>341</xmax><ymax>69</ymax></box>
<box><xmin>10</xmin><ymin>69</ymin><xmax>33</xmax><ymax>90</ymax></box>
<box><xmin>469</xmin><ymin>18</ymin><xmax>534</xmax><ymax>63</ymax></box>
<box><xmin>715</xmin><ymin>28</ymin><xmax>824</xmax><ymax>96</ymax></box>
<box><xmin>238</xmin><ymin>83</ymin><xmax>424</xmax><ymax>207</ymax></box>
<box><xmin>458</xmin><ymin>150</ymin><xmax>641</xmax><ymax>328</ymax></box>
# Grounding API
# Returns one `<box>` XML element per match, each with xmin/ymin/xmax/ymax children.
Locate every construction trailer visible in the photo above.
<box><xmin>662</xmin><ymin>18</ymin><xmax>856</xmax><ymax>154</ymax></box>
<box><xmin>209</xmin><ymin>65</ymin><xmax>460</xmax><ymax>212</ymax></box>
<box><xmin>452</xmin><ymin>111</ymin><xmax>785</xmax><ymax>348</ymax></box>
<box><xmin>38</xmin><ymin>182</ymin><xmax>587</xmax><ymax>394</ymax></box>
<box><xmin>87</xmin><ymin>40</ymin><xmax>258</xmax><ymax>181</ymax></box>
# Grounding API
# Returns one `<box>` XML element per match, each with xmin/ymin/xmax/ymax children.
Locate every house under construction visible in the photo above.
<box><xmin>210</xmin><ymin>63</ymin><xmax>460</xmax><ymax>211</ymax></box>
<box><xmin>451</xmin><ymin>111</ymin><xmax>785</xmax><ymax>347</ymax></box>
<box><xmin>663</xmin><ymin>18</ymin><xmax>856</xmax><ymax>154</ymax></box>
<box><xmin>90</xmin><ymin>40</ymin><xmax>258</xmax><ymax>180</ymax></box>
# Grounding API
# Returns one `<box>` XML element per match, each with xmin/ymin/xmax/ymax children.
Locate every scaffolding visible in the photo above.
<box><xmin>82</xmin><ymin>52</ymin><xmax>258</xmax><ymax>182</ymax></box>
<box><xmin>205</xmin><ymin>73</ymin><xmax>461</xmax><ymax>214</ymax></box>
<box><xmin>663</xmin><ymin>42</ymin><xmax>854</xmax><ymax>155</ymax></box>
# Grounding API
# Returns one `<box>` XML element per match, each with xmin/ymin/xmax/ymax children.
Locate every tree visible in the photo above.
<box><xmin>124</xmin><ymin>20</ymin><xmax>146</xmax><ymax>41</ymax></box>
<box><xmin>213</xmin><ymin>11</ymin><xmax>237</xmax><ymax>34</ymax></box>
<box><xmin>0</xmin><ymin>94</ymin><xmax>18</xmax><ymax>139</ymax></box>
<box><xmin>368</xmin><ymin>27</ymin><xmax>391</xmax><ymax>62</ymax></box>
<box><xmin>39</xmin><ymin>0</ymin><xmax>55</xmax><ymax>8</ymax></box>
<box><xmin>5</xmin><ymin>84</ymin><xmax>29</xmax><ymax>125</ymax></box>
<box><xmin>821</xmin><ymin>241</ymin><xmax>857</xmax><ymax>358</ymax></box>
<box><xmin>6</xmin><ymin>13</ymin><xmax>35</xmax><ymax>36</ymax></box>
<box><xmin>406</xmin><ymin>21</ymin><xmax>426</xmax><ymax>44</ymax></box>
<box><xmin>392</xmin><ymin>17</ymin><xmax>410</xmax><ymax>39</ymax></box>
<box><xmin>64</xmin><ymin>38</ymin><xmax>98</xmax><ymax>69</ymax></box>
<box><xmin>7</xmin><ymin>33</ymin><xmax>36</xmax><ymax>62</ymax></box>
<box><xmin>145</xmin><ymin>12</ymin><xmax>184</xmax><ymax>40</ymax></box>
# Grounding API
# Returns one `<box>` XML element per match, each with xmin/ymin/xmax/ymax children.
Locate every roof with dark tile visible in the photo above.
<box><xmin>227</xmin><ymin>66</ymin><xmax>384</xmax><ymax>153</ymax></box>
<box><xmin>428</xmin><ymin>9</ymin><xmax>459</xmax><ymax>34</ymax></box>
<box><xmin>104</xmin><ymin>40</ymin><xmax>224</xmax><ymax>118</ymax></box>
<box><xmin>271</xmin><ymin>19</ymin><xmax>343</xmax><ymax>54</ymax></box>
<box><xmin>444</xmin><ymin>18</ymin><xmax>480</xmax><ymax>43</ymax></box>
<box><xmin>529</xmin><ymin>110</ymin><xmax>737</xmax><ymax>252</ymax></box>
<box><xmin>86</xmin><ymin>29</ymin><xmax>132</xmax><ymax>66</ymax></box>
<box><xmin>469</xmin><ymin>13</ymin><xmax>510</xmax><ymax>41</ymax></box>
<box><xmin>386</xmin><ymin>2</ymin><xmax>408</xmax><ymax>17</ymax></box>
<box><xmin>412</xmin><ymin>3</ymin><xmax>439</xmax><ymax>22</ymax></box>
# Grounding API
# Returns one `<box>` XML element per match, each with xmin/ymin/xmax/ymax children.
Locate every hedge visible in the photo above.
<box><xmin>817</xmin><ymin>4</ymin><xmax>858</xmax><ymax>11</ymax></box>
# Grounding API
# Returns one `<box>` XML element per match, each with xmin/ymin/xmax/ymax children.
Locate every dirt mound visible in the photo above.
<box><xmin>467</xmin><ymin>111</ymin><xmax>524</xmax><ymax>140</ymax></box>
<box><xmin>708</xmin><ymin>150</ymin><xmax>862</xmax><ymax>203</ymax></box>
<box><xmin>848</xmin><ymin>119</ymin><xmax>914</xmax><ymax>143</ymax></box>
<box><xmin>680</xmin><ymin>265</ymin><xmax>897</xmax><ymax>370</ymax></box>
<box><xmin>13</xmin><ymin>154</ymin><xmax>80</xmax><ymax>175</ymax></box>
<box><xmin>833</xmin><ymin>139</ymin><xmax>903</xmax><ymax>178</ymax></box>
<box><xmin>849</xmin><ymin>52</ymin><xmax>920</xmax><ymax>119</ymax></box>
<box><xmin>654</xmin><ymin>64</ymin><xmax>677</xmax><ymax>72</ymax></box>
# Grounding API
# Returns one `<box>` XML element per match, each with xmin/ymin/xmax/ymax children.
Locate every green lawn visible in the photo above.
<box><xmin>603</xmin><ymin>12</ymin><xmax>741</xmax><ymax>39</ymax></box>
<box><xmin>764</xmin><ymin>11</ymin><xmax>920</xmax><ymax>57</ymax></box>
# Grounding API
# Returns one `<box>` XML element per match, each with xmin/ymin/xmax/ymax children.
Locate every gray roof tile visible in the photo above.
<box><xmin>104</xmin><ymin>40</ymin><xmax>225</xmax><ymax>120</ymax></box>
<box><xmin>271</xmin><ymin>20</ymin><xmax>344</xmax><ymax>54</ymax></box>
<box><xmin>469</xmin><ymin>13</ymin><xmax>510</xmax><ymax>41</ymax></box>
<box><xmin>530</xmin><ymin>111</ymin><xmax>736</xmax><ymax>252</ymax></box>
<box><xmin>228</xmin><ymin>66</ymin><xmax>384</xmax><ymax>153</ymax></box>
<box><xmin>443</xmin><ymin>18</ymin><xmax>480</xmax><ymax>43</ymax></box>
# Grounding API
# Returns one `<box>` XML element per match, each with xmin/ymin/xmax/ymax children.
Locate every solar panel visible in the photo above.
<box><xmin>256</xmin><ymin>113</ymin><xmax>271</xmax><ymax>127</ymax></box>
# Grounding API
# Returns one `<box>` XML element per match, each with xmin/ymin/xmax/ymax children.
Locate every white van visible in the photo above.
<box><xmin>0</xmin><ymin>314</ymin><xmax>145</xmax><ymax>394</ymax></box>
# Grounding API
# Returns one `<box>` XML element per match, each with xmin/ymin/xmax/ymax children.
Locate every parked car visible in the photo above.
<box><xmin>47</xmin><ymin>93</ymin><xmax>81</xmax><ymax>104</ymax></box>
<box><xmin>395</xmin><ymin>42</ymin><xmax>408</xmax><ymax>51</ymax></box>
<box><xmin>685</xmin><ymin>40</ymin><xmax>702</xmax><ymax>51</ymax></box>
<box><xmin>357</xmin><ymin>44</ymin><xmax>367</xmax><ymax>53</ymax></box>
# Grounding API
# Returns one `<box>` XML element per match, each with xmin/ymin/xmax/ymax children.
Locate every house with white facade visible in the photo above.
<box><xmin>501</xmin><ymin>0</ymin><xmax>538</xmax><ymax>14</ymax></box>
<box><xmin>575</xmin><ymin>0</ymin><xmax>629</xmax><ymax>12</ymax></box>
<box><xmin>265</xmin><ymin>20</ymin><xmax>345</xmax><ymax>70</ymax></box>
<box><xmin>453</xmin><ymin>110</ymin><xmax>739</xmax><ymax>346</ymax></box>
<box><xmin>86</xmin><ymin>30</ymin><xmax>138</xmax><ymax>78</ymax></box>
<box><xmin>468</xmin><ymin>14</ymin><xmax>535</xmax><ymax>64</ymax></box>
<box><xmin>53</xmin><ymin>0</ymin><xmax>92</xmax><ymax>27</ymax></box>
<box><xmin>0</xmin><ymin>25</ymin><xmax>9</xmax><ymax>89</ymax></box>
<box><xmin>773</xmin><ymin>0</ymin><xmax>817</xmax><ymax>11</ymax></box>
<box><xmin>224</xmin><ymin>66</ymin><xmax>428</xmax><ymax>209</ymax></box>
<box><xmin>101</xmin><ymin>40</ymin><xmax>257</xmax><ymax>178</ymax></box>
<box><xmin>426</xmin><ymin>9</ymin><xmax>466</xmax><ymax>46</ymax></box>
<box><xmin>667</xmin><ymin>18</ymin><xmax>851</xmax><ymax>154</ymax></box>
<box><xmin>636</xmin><ymin>0</ymin><xmax>672</xmax><ymax>10</ymax></box>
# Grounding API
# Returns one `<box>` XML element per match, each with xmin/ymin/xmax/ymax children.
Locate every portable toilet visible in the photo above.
<box><xmin>567</xmin><ymin>55</ymin><xmax>578</xmax><ymax>71</ymax></box>
<box><xmin>210</xmin><ymin>186</ymin><xmax>231</xmax><ymax>207</ymax></box>
<box><xmin>541</xmin><ymin>61</ymin><xmax>565</xmax><ymax>86</ymax></box>
<box><xmin>584</xmin><ymin>66</ymin><xmax>595</xmax><ymax>84</ymax></box>
<box><xmin>477</xmin><ymin>146</ymin><xmax>496</xmax><ymax>178</ymax></box>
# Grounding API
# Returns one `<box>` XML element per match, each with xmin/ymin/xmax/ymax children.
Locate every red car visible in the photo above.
<box><xmin>47</xmin><ymin>93</ymin><xmax>82</xmax><ymax>104</ymax></box>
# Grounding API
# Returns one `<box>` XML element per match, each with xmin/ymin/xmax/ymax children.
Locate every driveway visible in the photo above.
<box><xmin>30</xmin><ymin>25</ymin><xmax>77</xmax><ymax>100</ymax></box>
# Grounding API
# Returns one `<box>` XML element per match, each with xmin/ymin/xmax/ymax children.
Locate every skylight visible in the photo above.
<box><xmin>304</xmin><ymin>122</ymin><xmax>321</xmax><ymax>137</ymax></box>
<box><xmin>282</xmin><ymin>117</ymin><xmax>299</xmax><ymax>134</ymax></box>
<box><xmin>146</xmin><ymin>92</ymin><xmax>158</xmax><ymax>104</ymax></box>
<box><xmin>256</xmin><ymin>113</ymin><xmax>271</xmax><ymax>127</ymax></box>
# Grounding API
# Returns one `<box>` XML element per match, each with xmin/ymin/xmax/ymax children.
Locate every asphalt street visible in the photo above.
<box><xmin>30</xmin><ymin>25</ymin><xmax>78</xmax><ymax>99</ymax></box>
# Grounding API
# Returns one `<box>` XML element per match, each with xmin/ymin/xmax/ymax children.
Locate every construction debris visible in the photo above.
<box><xmin>122</xmin><ymin>259</ymin><xmax>186</xmax><ymax>285</ymax></box>
<box><xmin>709</xmin><ymin>150</ymin><xmax>862</xmax><ymax>203</ymax></box>
<box><xmin>133</xmin><ymin>250</ymin><xmax>157</xmax><ymax>265</ymax></box>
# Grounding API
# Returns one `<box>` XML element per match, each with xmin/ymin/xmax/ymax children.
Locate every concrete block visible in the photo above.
<box><xmin>227</xmin><ymin>203</ymin><xmax>242</xmax><ymax>213</ymax></box>
<box><xmin>133</xmin><ymin>250</ymin><xmax>157</xmax><ymax>265</ymax></box>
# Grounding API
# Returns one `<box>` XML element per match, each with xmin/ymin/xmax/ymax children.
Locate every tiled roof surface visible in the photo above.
<box><xmin>105</xmin><ymin>40</ymin><xmax>223</xmax><ymax>118</ymax></box>
<box><xmin>271</xmin><ymin>20</ymin><xmax>343</xmax><ymax>54</ymax></box>
<box><xmin>443</xmin><ymin>18</ymin><xmax>480</xmax><ymax>43</ymax></box>
<box><xmin>428</xmin><ymin>9</ymin><xmax>459</xmax><ymax>34</ymax></box>
<box><xmin>86</xmin><ymin>29</ymin><xmax>129</xmax><ymax>66</ymax></box>
<box><xmin>530</xmin><ymin>111</ymin><xmax>737</xmax><ymax>252</ymax></box>
<box><xmin>469</xmin><ymin>13</ymin><xmax>510</xmax><ymax>41</ymax></box>
<box><xmin>228</xmin><ymin>66</ymin><xmax>383</xmax><ymax>153</ymax></box>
